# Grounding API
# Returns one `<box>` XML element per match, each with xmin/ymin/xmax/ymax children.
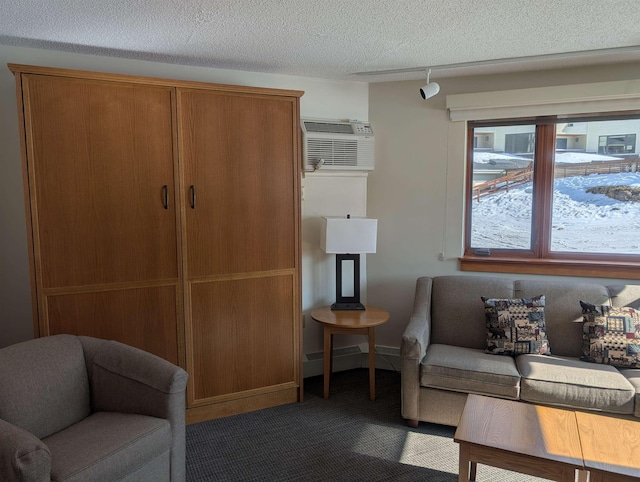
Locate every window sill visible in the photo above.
<box><xmin>460</xmin><ymin>256</ymin><xmax>640</xmax><ymax>280</ymax></box>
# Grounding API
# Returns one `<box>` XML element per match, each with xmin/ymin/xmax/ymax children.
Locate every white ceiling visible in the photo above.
<box><xmin>1</xmin><ymin>0</ymin><xmax>640</xmax><ymax>83</ymax></box>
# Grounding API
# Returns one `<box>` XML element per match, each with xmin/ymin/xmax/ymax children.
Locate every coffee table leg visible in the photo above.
<box><xmin>458</xmin><ymin>444</ymin><xmax>471</xmax><ymax>482</ymax></box>
<box><xmin>369</xmin><ymin>326</ymin><xmax>376</xmax><ymax>401</ymax></box>
<box><xmin>323</xmin><ymin>326</ymin><xmax>331</xmax><ymax>399</ymax></box>
<box><xmin>576</xmin><ymin>470</ymin><xmax>589</xmax><ymax>482</ymax></box>
<box><xmin>470</xmin><ymin>461</ymin><xmax>477</xmax><ymax>481</ymax></box>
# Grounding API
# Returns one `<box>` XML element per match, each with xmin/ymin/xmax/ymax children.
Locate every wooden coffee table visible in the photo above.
<box><xmin>310</xmin><ymin>305</ymin><xmax>389</xmax><ymax>401</ymax></box>
<box><xmin>576</xmin><ymin>411</ymin><xmax>640</xmax><ymax>481</ymax></box>
<box><xmin>454</xmin><ymin>394</ymin><xmax>586</xmax><ymax>482</ymax></box>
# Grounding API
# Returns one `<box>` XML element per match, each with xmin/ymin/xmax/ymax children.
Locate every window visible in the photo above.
<box><xmin>556</xmin><ymin>137</ymin><xmax>568</xmax><ymax>150</ymax></box>
<box><xmin>598</xmin><ymin>134</ymin><xmax>636</xmax><ymax>155</ymax></box>
<box><xmin>464</xmin><ymin>114</ymin><xmax>640</xmax><ymax>277</ymax></box>
<box><xmin>504</xmin><ymin>132</ymin><xmax>535</xmax><ymax>154</ymax></box>
<box><xmin>469</xmin><ymin>124</ymin><xmax>535</xmax><ymax>251</ymax></box>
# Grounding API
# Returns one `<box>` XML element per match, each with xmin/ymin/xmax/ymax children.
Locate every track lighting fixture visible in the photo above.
<box><xmin>419</xmin><ymin>69</ymin><xmax>440</xmax><ymax>100</ymax></box>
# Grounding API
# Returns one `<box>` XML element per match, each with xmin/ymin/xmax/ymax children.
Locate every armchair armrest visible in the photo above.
<box><xmin>80</xmin><ymin>336</ymin><xmax>189</xmax><ymax>482</ymax></box>
<box><xmin>0</xmin><ymin>418</ymin><xmax>51</xmax><ymax>482</ymax></box>
<box><xmin>79</xmin><ymin>337</ymin><xmax>188</xmax><ymax>418</ymax></box>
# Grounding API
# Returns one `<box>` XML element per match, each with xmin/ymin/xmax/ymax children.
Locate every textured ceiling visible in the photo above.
<box><xmin>1</xmin><ymin>0</ymin><xmax>640</xmax><ymax>82</ymax></box>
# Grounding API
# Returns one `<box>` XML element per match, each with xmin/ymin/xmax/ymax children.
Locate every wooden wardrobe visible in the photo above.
<box><xmin>10</xmin><ymin>64</ymin><xmax>303</xmax><ymax>423</ymax></box>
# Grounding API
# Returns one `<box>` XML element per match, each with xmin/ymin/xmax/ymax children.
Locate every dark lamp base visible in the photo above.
<box><xmin>331</xmin><ymin>302</ymin><xmax>366</xmax><ymax>311</ymax></box>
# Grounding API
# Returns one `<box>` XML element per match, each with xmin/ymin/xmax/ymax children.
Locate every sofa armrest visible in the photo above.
<box><xmin>401</xmin><ymin>276</ymin><xmax>433</xmax><ymax>360</ymax></box>
<box><xmin>0</xmin><ymin>418</ymin><xmax>51</xmax><ymax>482</ymax></box>
<box><xmin>400</xmin><ymin>277</ymin><xmax>433</xmax><ymax>424</ymax></box>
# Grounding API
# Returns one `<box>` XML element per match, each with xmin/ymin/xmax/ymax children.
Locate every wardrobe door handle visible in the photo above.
<box><xmin>190</xmin><ymin>185</ymin><xmax>196</xmax><ymax>209</ymax></box>
<box><xmin>162</xmin><ymin>185</ymin><xmax>169</xmax><ymax>209</ymax></box>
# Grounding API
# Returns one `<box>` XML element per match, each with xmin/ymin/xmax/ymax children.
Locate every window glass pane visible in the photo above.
<box><xmin>470</xmin><ymin>125</ymin><xmax>535</xmax><ymax>250</ymax></box>
<box><xmin>551</xmin><ymin>120</ymin><xmax>640</xmax><ymax>254</ymax></box>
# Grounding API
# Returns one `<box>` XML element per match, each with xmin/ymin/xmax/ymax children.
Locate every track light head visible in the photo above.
<box><xmin>419</xmin><ymin>82</ymin><xmax>440</xmax><ymax>100</ymax></box>
<box><xmin>419</xmin><ymin>68</ymin><xmax>440</xmax><ymax>100</ymax></box>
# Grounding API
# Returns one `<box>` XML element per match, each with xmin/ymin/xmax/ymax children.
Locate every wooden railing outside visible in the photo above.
<box><xmin>553</xmin><ymin>158</ymin><xmax>639</xmax><ymax>179</ymax></box>
<box><xmin>473</xmin><ymin>157</ymin><xmax>640</xmax><ymax>202</ymax></box>
<box><xmin>473</xmin><ymin>166</ymin><xmax>533</xmax><ymax>202</ymax></box>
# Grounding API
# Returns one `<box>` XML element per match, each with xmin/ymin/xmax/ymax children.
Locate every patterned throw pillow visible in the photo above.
<box><xmin>482</xmin><ymin>295</ymin><xmax>550</xmax><ymax>356</ymax></box>
<box><xmin>579</xmin><ymin>301</ymin><xmax>640</xmax><ymax>368</ymax></box>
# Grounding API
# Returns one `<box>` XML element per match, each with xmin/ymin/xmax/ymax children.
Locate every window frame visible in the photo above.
<box><xmin>461</xmin><ymin>113</ymin><xmax>640</xmax><ymax>280</ymax></box>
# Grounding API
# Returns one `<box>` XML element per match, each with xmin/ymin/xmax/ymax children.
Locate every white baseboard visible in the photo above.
<box><xmin>303</xmin><ymin>344</ymin><xmax>401</xmax><ymax>378</ymax></box>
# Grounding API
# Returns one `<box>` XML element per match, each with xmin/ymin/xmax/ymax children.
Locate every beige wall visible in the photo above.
<box><xmin>367</xmin><ymin>61</ymin><xmax>640</xmax><ymax>348</ymax></box>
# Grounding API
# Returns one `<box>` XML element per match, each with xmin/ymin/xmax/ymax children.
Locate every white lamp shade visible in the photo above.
<box><xmin>321</xmin><ymin>216</ymin><xmax>377</xmax><ymax>254</ymax></box>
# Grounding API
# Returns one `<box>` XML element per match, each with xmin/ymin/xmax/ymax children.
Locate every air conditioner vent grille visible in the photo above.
<box><xmin>301</xmin><ymin>118</ymin><xmax>374</xmax><ymax>171</ymax></box>
<box><xmin>305</xmin><ymin>138</ymin><xmax>375</xmax><ymax>170</ymax></box>
<box><xmin>303</xmin><ymin>121</ymin><xmax>354</xmax><ymax>134</ymax></box>
<box><xmin>307</xmin><ymin>139</ymin><xmax>358</xmax><ymax>166</ymax></box>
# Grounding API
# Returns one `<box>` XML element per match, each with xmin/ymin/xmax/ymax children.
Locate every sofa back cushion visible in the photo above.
<box><xmin>431</xmin><ymin>276</ymin><xmax>514</xmax><ymax>349</ymax></box>
<box><xmin>515</xmin><ymin>280</ymin><xmax>610</xmax><ymax>358</ymax></box>
<box><xmin>0</xmin><ymin>334</ymin><xmax>90</xmax><ymax>439</ymax></box>
<box><xmin>608</xmin><ymin>284</ymin><xmax>640</xmax><ymax>310</ymax></box>
<box><xmin>428</xmin><ymin>275</ymin><xmax>639</xmax><ymax>358</ymax></box>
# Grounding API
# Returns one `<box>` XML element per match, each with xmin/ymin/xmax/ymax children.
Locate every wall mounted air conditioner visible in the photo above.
<box><xmin>301</xmin><ymin>119</ymin><xmax>375</xmax><ymax>171</ymax></box>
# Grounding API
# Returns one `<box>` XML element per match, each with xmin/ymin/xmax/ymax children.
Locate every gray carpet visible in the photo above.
<box><xmin>186</xmin><ymin>369</ymin><xmax>549</xmax><ymax>481</ymax></box>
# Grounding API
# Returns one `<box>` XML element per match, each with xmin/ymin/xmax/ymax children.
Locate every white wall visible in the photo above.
<box><xmin>0</xmin><ymin>45</ymin><xmax>369</xmax><ymax>350</ymax></box>
<box><xmin>367</xmin><ymin>61</ymin><xmax>640</xmax><ymax>350</ymax></box>
<box><xmin>301</xmin><ymin>172</ymin><xmax>371</xmax><ymax>353</ymax></box>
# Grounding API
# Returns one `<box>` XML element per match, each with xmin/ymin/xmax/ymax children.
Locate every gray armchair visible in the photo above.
<box><xmin>0</xmin><ymin>334</ymin><xmax>188</xmax><ymax>481</ymax></box>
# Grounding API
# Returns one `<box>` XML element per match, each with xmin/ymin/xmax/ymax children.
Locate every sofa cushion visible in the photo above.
<box><xmin>619</xmin><ymin>369</ymin><xmax>640</xmax><ymax>417</ymax></box>
<box><xmin>431</xmin><ymin>276</ymin><xmax>514</xmax><ymax>349</ymax></box>
<box><xmin>608</xmin><ymin>284</ymin><xmax>640</xmax><ymax>310</ymax></box>
<box><xmin>421</xmin><ymin>344</ymin><xmax>520</xmax><ymax>399</ymax></box>
<box><xmin>482</xmin><ymin>295</ymin><xmax>550</xmax><ymax>356</ymax></box>
<box><xmin>515</xmin><ymin>280</ymin><xmax>610</xmax><ymax>358</ymax></box>
<box><xmin>43</xmin><ymin>411</ymin><xmax>171</xmax><ymax>482</ymax></box>
<box><xmin>579</xmin><ymin>301</ymin><xmax>640</xmax><ymax>368</ymax></box>
<box><xmin>0</xmin><ymin>335</ymin><xmax>90</xmax><ymax>439</ymax></box>
<box><xmin>516</xmin><ymin>354</ymin><xmax>635</xmax><ymax>414</ymax></box>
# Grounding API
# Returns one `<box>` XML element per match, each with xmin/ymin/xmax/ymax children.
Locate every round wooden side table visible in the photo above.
<box><xmin>310</xmin><ymin>305</ymin><xmax>390</xmax><ymax>401</ymax></box>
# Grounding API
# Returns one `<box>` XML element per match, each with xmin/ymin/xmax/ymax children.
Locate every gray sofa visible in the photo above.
<box><xmin>401</xmin><ymin>275</ymin><xmax>640</xmax><ymax>427</ymax></box>
<box><xmin>0</xmin><ymin>334</ymin><xmax>189</xmax><ymax>481</ymax></box>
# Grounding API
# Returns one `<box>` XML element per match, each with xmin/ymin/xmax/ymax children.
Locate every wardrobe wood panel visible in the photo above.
<box><xmin>188</xmin><ymin>274</ymin><xmax>296</xmax><ymax>402</ymax></box>
<box><xmin>22</xmin><ymin>74</ymin><xmax>178</xmax><ymax>288</ymax></box>
<box><xmin>46</xmin><ymin>286</ymin><xmax>179</xmax><ymax>364</ymax></box>
<box><xmin>178</xmin><ymin>89</ymin><xmax>296</xmax><ymax>277</ymax></box>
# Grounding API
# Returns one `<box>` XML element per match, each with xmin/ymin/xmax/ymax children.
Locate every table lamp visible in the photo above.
<box><xmin>321</xmin><ymin>215</ymin><xmax>378</xmax><ymax>310</ymax></box>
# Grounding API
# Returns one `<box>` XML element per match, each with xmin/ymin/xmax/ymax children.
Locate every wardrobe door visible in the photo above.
<box><xmin>178</xmin><ymin>88</ymin><xmax>301</xmax><ymax>417</ymax></box>
<box><xmin>20</xmin><ymin>73</ymin><xmax>181</xmax><ymax>363</ymax></box>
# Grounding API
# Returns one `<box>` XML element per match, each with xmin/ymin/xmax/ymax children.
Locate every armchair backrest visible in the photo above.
<box><xmin>0</xmin><ymin>335</ymin><xmax>90</xmax><ymax>439</ymax></box>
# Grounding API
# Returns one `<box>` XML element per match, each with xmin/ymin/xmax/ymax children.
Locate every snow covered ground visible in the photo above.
<box><xmin>554</xmin><ymin>152</ymin><xmax>622</xmax><ymax>164</ymax></box>
<box><xmin>473</xmin><ymin>151</ymin><xmax>621</xmax><ymax>165</ymax></box>
<box><xmin>471</xmin><ymin>171</ymin><xmax>640</xmax><ymax>253</ymax></box>
<box><xmin>473</xmin><ymin>152</ymin><xmax>530</xmax><ymax>163</ymax></box>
